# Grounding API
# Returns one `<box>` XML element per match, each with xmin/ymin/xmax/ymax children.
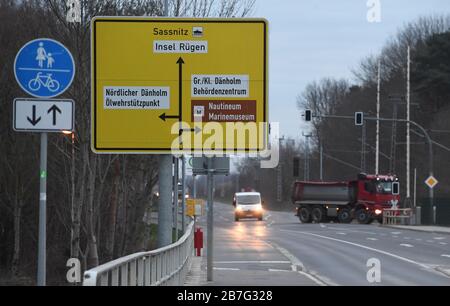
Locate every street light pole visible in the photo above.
<box><xmin>302</xmin><ymin>133</ymin><xmax>311</xmax><ymax>180</ymax></box>
<box><xmin>376</xmin><ymin>60</ymin><xmax>381</xmax><ymax>175</ymax></box>
<box><xmin>374</xmin><ymin>117</ymin><xmax>433</xmax><ymax>220</ymax></box>
<box><xmin>277</xmin><ymin>136</ymin><xmax>284</xmax><ymax>202</ymax></box>
<box><xmin>406</xmin><ymin>46</ymin><xmax>411</xmax><ymax>207</ymax></box>
<box><xmin>320</xmin><ymin>142</ymin><xmax>323</xmax><ymax>181</ymax></box>
<box><xmin>361</xmin><ymin>122</ymin><xmax>366</xmax><ymax>173</ymax></box>
<box><xmin>313</xmin><ymin>113</ymin><xmax>434</xmax><ymax>222</ymax></box>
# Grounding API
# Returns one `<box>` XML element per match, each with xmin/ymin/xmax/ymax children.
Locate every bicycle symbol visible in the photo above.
<box><xmin>28</xmin><ymin>72</ymin><xmax>60</xmax><ymax>92</ymax></box>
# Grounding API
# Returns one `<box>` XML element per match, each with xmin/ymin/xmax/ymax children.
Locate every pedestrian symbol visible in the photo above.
<box><xmin>36</xmin><ymin>42</ymin><xmax>46</xmax><ymax>68</ymax></box>
<box><xmin>14</xmin><ymin>38</ymin><xmax>75</xmax><ymax>98</ymax></box>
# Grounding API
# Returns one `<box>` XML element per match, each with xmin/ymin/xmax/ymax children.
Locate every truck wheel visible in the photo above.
<box><xmin>298</xmin><ymin>207</ymin><xmax>311</xmax><ymax>223</ymax></box>
<box><xmin>355</xmin><ymin>209</ymin><xmax>371</xmax><ymax>224</ymax></box>
<box><xmin>337</xmin><ymin>208</ymin><xmax>352</xmax><ymax>223</ymax></box>
<box><xmin>312</xmin><ymin>207</ymin><xmax>325</xmax><ymax>223</ymax></box>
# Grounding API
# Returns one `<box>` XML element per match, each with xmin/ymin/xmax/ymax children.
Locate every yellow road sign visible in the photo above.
<box><xmin>91</xmin><ymin>17</ymin><xmax>268</xmax><ymax>153</ymax></box>
<box><xmin>425</xmin><ymin>175</ymin><xmax>438</xmax><ymax>189</ymax></box>
<box><xmin>186</xmin><ymin>198</ymin><xmax>205</xmax><ymax>217</ymax></box>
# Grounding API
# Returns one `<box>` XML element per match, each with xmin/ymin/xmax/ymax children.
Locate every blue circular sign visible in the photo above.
<box><xmin>14</xmin><ymin>38</ymin><xmax>75</xmax><ymax>98</ymax></box>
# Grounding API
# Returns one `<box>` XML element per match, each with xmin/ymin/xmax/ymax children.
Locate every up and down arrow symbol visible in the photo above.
<box><xmin>47</xmin><ymin>104</ymin><xmax>62</xmax><ymax>126</ymax></box>
<box><xmin>27</xmin><ymin>105</ymin><xmax>41</xmax><ymax>126</ymax></box>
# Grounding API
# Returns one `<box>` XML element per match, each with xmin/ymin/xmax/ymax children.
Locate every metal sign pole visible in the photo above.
<box><xmin>206</xmin><ymin>157</ymin><xmax>214</xmax><ymax>281</ymax></box>
<box><xmin>157</xmin><ymin>155</ymin><xmax>173</xmax><ymax>247</ymax></box>
<box><xmin>173</xmin><ymin>157</ymin><xmax>179</xmax><ymax>241</ymax></box>
<box><xmin>192</xmin><ymin>174</ymin><xmax>197</xmax><ymax>198</ymax></box>
<box><xmin>37</xmin><ymin>132</ymin><xmax>47</xmax><ymax>286</ymax></box>
<box><xmin>157</xmin><ymin>0</ymin><xmax>173</xmax><ymax>248</ymax></box>
<box><xmin>181</xmin><ymin>155</ymin><xmax>186</xmax><ymax>233</ymax></box>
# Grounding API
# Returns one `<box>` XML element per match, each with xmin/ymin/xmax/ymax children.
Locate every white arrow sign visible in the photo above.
<box><xmin>13</xmin><ymin>98</ymin><xmax>74</xmax><ymax>132</ymax></box>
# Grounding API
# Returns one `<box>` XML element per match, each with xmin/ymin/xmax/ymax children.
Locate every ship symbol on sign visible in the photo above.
<box><xmin>193</xmin><ymin>27</ymin><xmax>203</xmax><ymax>37</ymax></box>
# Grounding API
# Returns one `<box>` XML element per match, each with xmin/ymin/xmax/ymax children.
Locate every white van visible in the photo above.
<box><xmin>233</xmin><ymin>192</ymin><xmax>264</xmax><ymax>221</ymax></box>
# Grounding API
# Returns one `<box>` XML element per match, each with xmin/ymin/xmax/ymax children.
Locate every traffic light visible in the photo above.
<box><xmin>392</xmin><ymin>182</ymin><xmax>400</xmax><ymax>195</ymax></box>
<box><xmin>293</xmin><ymin>157</ymin><xmax>300</xmax><ymax>177</ymax></box>
<box><xmin>355</xmin><ymin>112</ymin><xmax>364</xmax><ymax>126</ymax></box>
<box><xmin>304</xmin><ymin>109</ymin><xmax>312</xmax><ymax>122</ymax></box>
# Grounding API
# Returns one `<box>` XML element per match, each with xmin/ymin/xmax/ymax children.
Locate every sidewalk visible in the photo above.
<box><xmin>382</xmin><ymin>224</ymin><xmax>450</xmax><ymax>235</ymax></box>
<box><xmin>184</xmin><ymin>251</ymin><xmax>322</xmax><ymax>286</ymax></box>
<box><xmin>184</xmin><ymin>252</ymin><xmax>207</xmax><ymax>286</ymax></box>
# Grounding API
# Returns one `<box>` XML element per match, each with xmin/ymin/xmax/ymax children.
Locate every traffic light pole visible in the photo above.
<box><xmin>313</xmin><ymin>113</ymin><xmax>434</xmax><ymax>223</ymax></box>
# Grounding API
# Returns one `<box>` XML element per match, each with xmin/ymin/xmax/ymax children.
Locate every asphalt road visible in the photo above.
<box><xmin>202</xmin><ymin>201</ymin><xmax>450</xmax><ymax>286</ymax></box>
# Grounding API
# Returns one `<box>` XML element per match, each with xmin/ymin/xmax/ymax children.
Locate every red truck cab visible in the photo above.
<box><xmin>353</xmin><ymin>173</ymin><xmax>400</xmax><ymax>223</ymax></box>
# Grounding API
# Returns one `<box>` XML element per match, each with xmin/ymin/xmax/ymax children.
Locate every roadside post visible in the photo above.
<box><xmin>13</xmin><ymin>38</ymin><xmax>75</xmax><ymax>286</ymax></box>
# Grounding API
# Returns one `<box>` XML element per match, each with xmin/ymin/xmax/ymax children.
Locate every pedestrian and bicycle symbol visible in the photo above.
<box><xmin>14</xmin><ymin>38</ymin><xmax>75</xmax><ymax>98</ymax></box>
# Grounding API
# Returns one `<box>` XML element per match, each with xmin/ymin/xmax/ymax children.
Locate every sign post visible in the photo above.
<box><xmin>206</xmin><ymin>157</ymin><xmax>214</xmax><ymax>282</ymax></box>
<box><xmin>91</xmin><ymin>17</ymin><xmax>268</xmax><ymax>282</ymax></box>
<box><xmin>425</xmin><ymin>175</ymin><xmax>438</xmax><ymax>224</ymax></box>
<box><xmin>38</xmin><ymin>132</ymin><xmax>47</xmax><ymax>286</ymax></box>
<box><xmin>14</xmin><ymin>38</ymin><xmax>75</xmax><ymax>286</ymax></box>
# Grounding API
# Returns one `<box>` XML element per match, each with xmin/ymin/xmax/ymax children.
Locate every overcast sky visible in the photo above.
<box><xmin>253</xmin><ymin>0</ymin><xmax>450</xmax><ymax>140</ymax></box>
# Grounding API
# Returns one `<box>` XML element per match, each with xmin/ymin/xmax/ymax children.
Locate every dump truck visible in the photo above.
<box><xmin>291</xmin><ymin>173</ymin><xmax>400</xmax><ymax>224</ymax></box>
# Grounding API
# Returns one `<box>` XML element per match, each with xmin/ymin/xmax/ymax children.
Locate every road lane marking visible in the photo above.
<box><xmin>366</xmin><ymin>237</ymin><xmax>378</xmax><ymax>241</ymax></box>
<box><xmin>267</xmin><ymin>243</ymin><xmax>304</xmax><ymax>270</ymax></box>
<box><xmin>213</xmin><ymin>267</ymin><xmax>240</xmax><ymax>271</ymax></box>
<box><xmin>400</xmin><ymin>244</ymin><xmax>414</xmax><ymax>248</ymax></box>
<box><xmin>214</xmin><ymin>261</ymin><xmax>290</xmax><ymax>264</ymax></box>
<box><xmin>434</xmin><ymin>237</ymin><xmax>446</xmax><ymax>240</ymax></box>
<box><xmin>279</xmin><ymin>229</ymin><xmax>430</xmax><ymax>269</ymax></box>
<box><xmin>267</xmin><ymin>241</ymin><xmax>329</xmax><ymax>286</ymax></box>
<box><xmin>298</xmin><ymin>270</ymin><xmax>328</xmax><ymax>286</ymax></box>
<box><xmin>426</xmin><ymin>240</ymin><xmax>434</xmax><ymax>243</ymax></box>
<box><xmin>441</xmin><ymin>255</ymin><xmax>450</xmax><ymax>258</ymax></box>
<box><xmin>336</xmin><ymin>232</ymin><xmax>347</xmax><ymax>235</ymax></box>
<box><xmin>391</xmin><ymin>232</ymin><xmax>402</xmax><ymax>235</ymax></box>
<box><xmin>319</xmin><ymin>224</ymin><xmax>326</xmax><ymax>228</ymax></box>
<box><xmin>268</xmin><ymin>269</ymin><xmax>292</xmax><ymax>272</ymax></box>
<box><xmin>327</xmin><ymin>227</ymin><xmax>377</xmax><ymax>235</ymax></box>
<box><xmin>439</xmin><ymin>242</ymin><xmax>448</xmax><ymax>245</ymax></box>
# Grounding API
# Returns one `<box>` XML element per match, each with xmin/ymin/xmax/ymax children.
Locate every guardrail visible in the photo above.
<box><xmin>382</xmin><ymin>208</ymin><xmax>413</xmax><ymax>225</ymax></box>
<box><xmin>83</xmin><ymin>220</ymin><xmax>194</xmax><ymax>286</ymax></box>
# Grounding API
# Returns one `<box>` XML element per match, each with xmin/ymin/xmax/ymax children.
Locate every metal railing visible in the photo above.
<box><xmin>83</xmin><ymin>220</ymin><xmax>194</xmax><ymax>286</ymax></box>
<box><xmin>383</xmin><ymin>208</ymin><xmax>413</xmax><ymax>225</ymax></box>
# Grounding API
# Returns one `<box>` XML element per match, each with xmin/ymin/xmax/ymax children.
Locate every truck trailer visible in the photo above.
<box><xmin>291</xmin><ymin>173</ymin><xmax>400</xmax><ymax>224</ymax></box>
